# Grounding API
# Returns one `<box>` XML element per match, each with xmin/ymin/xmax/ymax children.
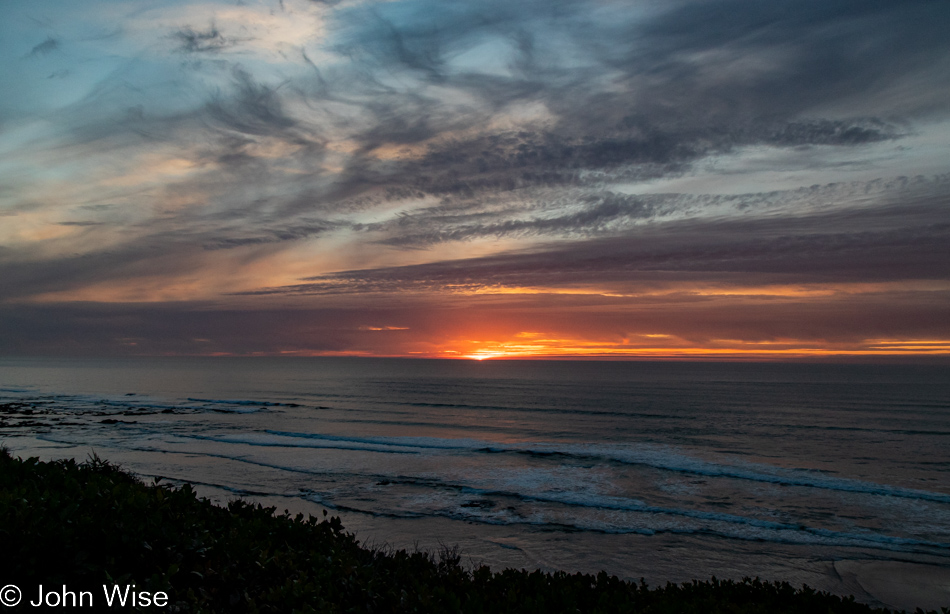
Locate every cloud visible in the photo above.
<box><xmin>27</xmin><ymin>37</ymin><xmax>59</xmax><ymax>57</ymax></box>
<box><xmin>200</xmin><ymin>221</ymin><xmax>339</xmax><ymax>250</ymax></box>
<box><xmin>2</xmin><ymin>0</ymin><xmax>949</xmax><ymax>357</ymax></box>
<box><xmin>369</xmin><ymin>191</ymin><xmax>673</xmax><ymax>246</ymax></box>
<box><xmin>171</xmin><ymin>25</ymin><xmax>241</xmax><ymax>54</ymax></box>
<box><xmin>205</xmin><ymin>68</ymin><xmax>299</xmax><ymax>138</ymax></box>
<box><xmin>239</xmin><ymin>179</ymin><xmax>950</xmax><ymax>297</ymax></box>
<box><xmin>763</xmin><ymin>119</ymin><xmax>901</xmax><ymax>147</ymax></box>
<box><xmin>268</xmin><ymin>0</ymin><xmax>932</xmax><ymax>216</ymax></box>
<box><xmin>2</xmin><ymin>288</ymin><xmax>948</xmax><ymax>357</ymax></box>
<box><xmin>352</xmin><ymin>175</ymin><xmax>945</xmax><ymax>248</ymax></box>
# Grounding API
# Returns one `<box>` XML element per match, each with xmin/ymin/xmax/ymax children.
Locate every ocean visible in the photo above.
<box><xmin>1</xmin><ymin>357</ymin><xmax>948</xmax><ymax>610</ymax></box>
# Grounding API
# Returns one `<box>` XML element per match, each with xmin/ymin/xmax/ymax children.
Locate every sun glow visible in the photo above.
<box><xmin>450</xmin><ymin>335</ymin><xmax>950</xmax><ymax>360</ymax></box>
<box><xmin>464</xmin><ymin>350</ymin><xmax>510</xmax><ymax>360</ymax></box>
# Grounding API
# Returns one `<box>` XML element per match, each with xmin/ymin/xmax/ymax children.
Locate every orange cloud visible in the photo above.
<box><xmin>426</xmin><ymin>333</ymin><xmax>950</xmax><ymax>361</ymax></box>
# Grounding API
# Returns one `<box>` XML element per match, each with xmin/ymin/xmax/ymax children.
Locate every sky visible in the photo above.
<box><xmin>1</xmin><ymin>0</ymin><xmax>949</xmax><ymax>360</ymax></box>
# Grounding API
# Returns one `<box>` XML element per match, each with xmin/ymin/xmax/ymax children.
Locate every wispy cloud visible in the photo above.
<box><xmin>1</xmin><ymin>0</ymin><xmax>949</xmax><ymax>357</ymax></box>
<box><xmin>172</xmin><ymin>25</ymin><xmax>242</xmax><ymax>54</ymax></box>
<box><xmin>27</xmin><ymin>37</ymin><xmax>59</xmax><ymax>57</ymax></box>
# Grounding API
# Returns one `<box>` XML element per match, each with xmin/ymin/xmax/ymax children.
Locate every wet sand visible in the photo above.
<box><xmin>834</xmin><ymin>560</ymin><xmax>950</xmax><ymax>612</ymax></box>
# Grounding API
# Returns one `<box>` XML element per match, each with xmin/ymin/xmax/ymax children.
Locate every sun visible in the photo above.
<box><xmin>463</xmin><ymin>350</ymin><xmax>509</xmax><ymax>360</ymax></box>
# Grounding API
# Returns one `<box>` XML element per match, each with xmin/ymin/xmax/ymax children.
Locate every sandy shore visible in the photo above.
<box><xmin>833</xmin><ymin>560</ymin><xmax>950</xmax><ymax>612</ymax></box>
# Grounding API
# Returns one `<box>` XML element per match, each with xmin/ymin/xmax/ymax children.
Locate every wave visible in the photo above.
<box><xmin>31</xmin><ymin>432</ymin><xmax>949</xmax><ymax>557</ymax></box>
<box><xmin>0</xmin><ymin>392</ymin><xmax>276</xmax><ymax>416</ymax></box>
<box><xmin>263</xmin><ymin>430</ymin><xmax>950</xmax><ymax>504</ymax></box>
<box><xmin>455</xmin><ymin>486</ymin><xmax>950</xmax><ymax>551</ymax></box>
<box><xmin>19</xmin><ymin>411</ymin><xmax>950</xmax><ymax>507</ymax></box>
<box><xmin>496</xmin><ymin>448</ymin><xmax>950</xmax><ymax>504</ymax></box>
<box><xmin>352</xmin><ymin>473</ymin><xmax>947</xmax><ymax>552</ymax></box>
<box><xmin>294</xmin><ymin>477</ymin><xmax>950</xmax><ymax>554</ymax></box>
<box><xmin>187</xmin><ymin>398</ymin><xmax>301</xmax><ymax>407</ymax></box>
<box><xmin>779</xmin><ymin>423</ymin><xmax>950</xmax><ymax>437</ymax></box>
<box><xmin>184</xmin><ymin>433</ymin><xmax>419</xmax><ymax>455</ymax></box>
<box><xmin>266</xmin><ymin>430</ymin><xmax>481</xmax><ymax>451</ymax></box>
<box><xmin>386</xmin><ymin>400</ymin><xmax>695</xmax><ymax>421</ymax></box>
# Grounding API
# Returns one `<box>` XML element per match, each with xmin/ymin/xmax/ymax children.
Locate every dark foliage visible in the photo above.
<box><xmin>0</xmin><ymin>450</ymin><xmax>941</xmax><ymax>613</ymax></box>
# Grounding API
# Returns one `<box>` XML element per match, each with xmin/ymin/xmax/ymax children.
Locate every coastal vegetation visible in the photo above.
<box><xmin>0</xmin><ymin>450</ymin><xmax>941</xmax><ymax>613</ymax></box>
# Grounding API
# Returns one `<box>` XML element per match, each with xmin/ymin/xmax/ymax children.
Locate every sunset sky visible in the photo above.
<box><xmin>2</xmin><ymin>0</ymin><xmax>949</xmax><ymax>359</ymax></box>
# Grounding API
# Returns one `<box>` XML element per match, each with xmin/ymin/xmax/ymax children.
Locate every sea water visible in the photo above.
<box><xmin>1</xmin><ymin>357</ymin><xmax>948</xmax><ymax>608</ymax></box>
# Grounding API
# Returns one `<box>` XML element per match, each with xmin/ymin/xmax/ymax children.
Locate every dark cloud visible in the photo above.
<box><xmin>353</xmin><ymin>117</ymin><xmax>900</xmax><ymax>204</ymax></box>
<box><xmin>271</xmin><ymin>0</ymin><xmax>939</xmax><ymax>214</ymax></box>
<box><xmin>0</xmin><ymin>239</ymin><xmax>199</xmax><ymax>302</ymax></box>
<box><xmin>171</xmin><ymin>25</ymin><xmax>240</xmax><ymax>53</ymax></box>
<box><xmin>201</xmin><ymin>221</ymin><xmax>339</xmax><ymax>250</ymax></box>
<box><xmin>762</xmin><ymin>119</ymin><xmax>902</xmax><ymax>147</ymax></box>
<box><xmin>0</xmin><ymin>302</ymin><xmax>402</xmax><ymax>357</ymax></box>
<box><xmin>356</xmin><ymin>176</ymin><xmax>944</xmax><ymax>247</ymax></box>
<box><xmin>27</xmin><ymin>37</ymin><xmax>59</xmax><ymax>57</ymax></box>
<box><xmin>241</xmin><ymin>184</ymin><xmax>950</xmax><ymax>296</ymax></box>
<box><xmin>2</xmin><ymin>290</ymin><xmax>948</xmax><ymax>357</ymax></box>
<box><xmin>371</xmin><ymin>191</ymin><xmax>674</xmax><ymax>246</ymax></box>
<box><xmin>603</xmin><ymin>0</ymin><xmax>950</xmax><ymax>119</ymax></box>
<box><xmin>205</xmin><ymin>69</ymin><xmax>298</xmax><ymax>137</ymax></box>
